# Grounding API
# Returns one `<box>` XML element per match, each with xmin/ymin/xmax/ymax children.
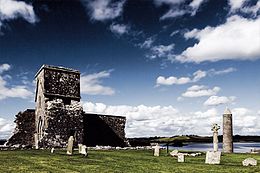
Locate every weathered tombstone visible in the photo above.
<box><xmin>205</xmin><ymin>151</ymin><xmax>221</xmax><ymax>164</ymax></box>
<box><xmin>51</xmin><ymin>148</ymin><xmax>55</xmax><ymax>153</ymax></box>
<box><xmin>81</xmin><ymin>145</ymin><xmax>88</xmax><ymax>157</ymax></box>
<box><xmin>154</xmin><ymin>144</ymin><xmax>160</xmax><ymax>156</ymax></box>
<box><xmin>170</xmin><ymin>150</ymin><xmax>179</xmax><ymax>157</ymax></box>
<box><xmin>178</xmin><ymin>154</ymin><xmax>185</xmax><ymax>162</ymax></box>
<box><xmin>66</xmin><ymin>136</ymin><xmax>74</xmax><ymax>155</ymax></box>
<box><xmin>78</xmin><ymin>144</ymin><xmax>82</xmax><ymax>154</ymax></box>
<box><xmin>242</xmin><ymin>158</ymin><xmax>257</xmax><ymax>166</ymax></box>
<box><xmin>205</xmin><ymin>123</ymin><xmax>221</xmax><ymax>164</ymax></box>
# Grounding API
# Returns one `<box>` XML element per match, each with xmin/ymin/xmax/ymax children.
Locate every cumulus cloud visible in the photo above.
<box><xmin>0</xmin><ymin>117</ymin><xmax>15</xmax><ymax>139</ymax></box>
<box><xmin>83</xmin><ymin>101</ymin><xmax>223</xmax><ymax>137</ymax></box>
<box><xmin>156</xmin><ymin>67</ymin><xmax>235</xmax><ymax>87</ymax></box>
<box><xmin>83</xmin><ymin>101</ymin><xmax>260</xmax><ymax>137</ymax></box>
<box><xmin>156</xmin><ymin>69</ymin><xmax>206</xmax><ymax>86</ymax></box>
<box><xmin>81</xmin><ymin>70</ymin><xmax>115</xmax><ymax>95</ymax></box>
<box><xmin>110</xmin><ymin>23</ymin><xmax>129</xmax><ymax>35</ymax></box>
<box><xmin>204</xmin><ymin>96</ymin><xmax>236</xmax><ymax>106</ymax></box>
<box><xmin>182</xmin><ymin>85</ymin><xmax>220</xmax><ymax>98</ymax></box>
<box><xmin>0</xmin><ymin>0</ymin><xmax>37</xmax><ymax>29</ymax></box>
<box><xmin>232</xmin><ymin>108</ymin><xmax>260</xmax><ymax>135</ymax></box>
<box><xmin>176</xmin><ymin>15</ymin><xmax>260</xmax><ymax>63</ymax></box>
<box><xmin>0</xmin><ymin>63</ymin><xmax>33</xmax><ymax>100</ymax></box>
<box><xmin>81</xmin><ymin>0</ymin><xmax>125</xmax><ymax>21</ymax></box>
<box><xmin>154</xmin><ymin>0</ymin><xmax>207</xmax><ymax>20</ymax></box>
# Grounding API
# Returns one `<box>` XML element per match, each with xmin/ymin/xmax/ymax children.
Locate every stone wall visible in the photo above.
<box><xmin>43</xmin><ymin>67</ymin><xmax>80</xmax><ymax>99</ymax></box>
<box><xmin>6</xmin><ymin>109</ymin><xmax>35</xmax><ymax>148</ymax></box>
<box><xmin>38</xmin><ymin>99</ymin><xmax>84</xmax><ymax>148</ymax></box>
<box><xmin>83</xmin><ymin>113</ymin><xmax>129</xmax><ymax>147</ymax></box>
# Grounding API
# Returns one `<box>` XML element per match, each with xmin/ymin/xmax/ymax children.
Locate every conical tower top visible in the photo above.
<box><xmin>223</xmin><ymin>107</ymin><xmax>232</xmax><ymax>115</ymax></box>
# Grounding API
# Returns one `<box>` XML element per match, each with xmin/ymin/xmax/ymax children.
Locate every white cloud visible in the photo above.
<box><xmin>0</xmin><ymin>63</ymin><xmax>10</xmax><ymax>73</ymax></box>
<box><xmin>0</xmin><ymin>117</ymin><xmax>15</xmax><ymax>139</ymax></box>
<box><xmin>176</xmin><ymin>15</ymin><xmax>260</xmax><ymax>63</ymax></box>
<box><xmin>204</xmin><ymin>96</ymin><xmax>236</xmax><ymax>106</ymax></box>
<box><xmin>83</xmin><ymin>101</ymin><xmax>260</xmax><ymax>137</ymax></box>
<box><xmin>139</xmin><ymin>37</ymin><xmax>155</xmax><ymax>49</ymax></box>
<box><xmin>156</xmin><ymin>67</ymin><xmax>235</xmax><ymax>87</ymax></box>
<box><xmin>182</xmin><ymin>85</ymin><xmax>220</xmax><ymax>98</ymax></box>
<box><xmin>110</xmin><ymin>23</ymin><xmax>129</xmax><ymax>35</ymax></box>
<box><xmin>81</xmin><ymin>70</ymin><xmax>115</xmax><ymax>95</ymax></box>
<box><xmin>232</xmin><ymin>108</ymin><xmax>260</xmax><ymax>135</ymax></box>
<box><xmin>82</xmin><ymin>0</ymin><xmax>125</xmax><ymax>21</ymax></box>
<box><xmin>208</xmin><ymin>67</ymin><xmax>236</xmax><ymax>76</ymax></box>
<box><xmin>0</xmin><ymin>0</ymin><xmax>37</xmax><ymax>29</ymax></box>
<box><xmin>240</xmin><ymin>1</ymin><xmax>260</xmax><ymax>17</ymax></box>
<box><xmin>160</xmin><ymin>9</ymin><xmax>186</xmax><ymax>20</ymax></box>
<box><xmin>156</xmin><ymin>76</ymin><xmax>191</xmax><ymax>86</ymax></box>
<box><xmin>83</xmin><ymin>101</ymin><xmax>223</xmax><ymax>137</ymax></box>
<box><xmin>156</xmin><ymin>69</ymin><xmax>206</xmax><ymax>86</ymax></box>
<box><xmin>154</xmin><ymin>0</ymin><xmax>207</xmax><ymax>20</ymax></box>
<box><xmin>228</xmin><ymin>0</ymin><xmax>248</xmax><ymax>11</ymax></box>
<box><xmin>147</xmin><ymin>43</ymin><xmax>175</xmax><ymax>59</ymax></box>
<box><xmin>189</xmin><ymin>0</ymin><xmax>206</xmax><ymax>16</ymax></box>
<box><xmin>0</xmin><ymin>63</ymin><xmax>33</xmax><ymax>100</ymax></box>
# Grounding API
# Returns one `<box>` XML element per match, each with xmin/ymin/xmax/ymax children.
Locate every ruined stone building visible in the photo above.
<box><xmin>6</xmin><ymin>65</ymin><xmax>128</xmax><ymax>148</ymax></box>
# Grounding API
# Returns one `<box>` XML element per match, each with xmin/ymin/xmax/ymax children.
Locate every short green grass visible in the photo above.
<box><xmin>0</xmin><ymin>149</ymin><xmax>259</xmax><ymax>173</ymax></box>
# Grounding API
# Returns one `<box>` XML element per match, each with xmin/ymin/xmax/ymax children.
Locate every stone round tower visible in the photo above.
<box><xmin>223</xmin><ymin>108</ymin><xmax>233</xmax><ymax>153</ymax></box>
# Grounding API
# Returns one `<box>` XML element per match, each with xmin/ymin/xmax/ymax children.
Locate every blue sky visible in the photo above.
<box><xmin>0</xmin><ymin>0</ymin><xmax>260</xmax><ymax>138</ymax></box>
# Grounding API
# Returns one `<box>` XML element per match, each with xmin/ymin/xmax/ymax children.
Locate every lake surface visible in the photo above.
<box><xmin>167</xmin><ymin>142</ymin><xmax>260</xmax><ymax>153</ymax></box>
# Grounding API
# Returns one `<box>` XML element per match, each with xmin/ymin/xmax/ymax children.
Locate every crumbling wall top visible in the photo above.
<box><xmin>35</xmin><ymin>65</ymin><xmax>80</xmax><ymax>78</ymax></box>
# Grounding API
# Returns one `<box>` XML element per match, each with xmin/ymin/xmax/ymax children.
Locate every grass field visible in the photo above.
<box><xmin>0</xmin><ymin>149</ymin><xmax>259</xmax><ymax>173</ymax></box>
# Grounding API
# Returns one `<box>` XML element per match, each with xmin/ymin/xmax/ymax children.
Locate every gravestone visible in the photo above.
<box><xmin>81</xmin><ymin>145</ymin><xmax>88</xmax><ymax>157</ymax></box>
<box><xmin>178</xmin><ymin>154</ymin><xmax>185</xmax><ymax>162</ymax></box>
<box><xmin>154</xmin><ymin>144</ymin><xmax>160</xmax><ymax>156</ymax></box>
<box><xmin>66</xmin><ymin>136</ymin><xmax>74</xmax><ymax>155</ymax></box>
<box><xmin>205</xmin><ymin>151</ymin><xmax>221</xmax><ymax>164</ymax></box>
<box><xmin>51</xmin><ymin>148</ymin><xmax>55</xmax><ymax>153</ymax></box>
<box><xmin>78</xmin><ymin>144</ymin><xmax>82</xmax><ymax>154</ymax></box>
<box><xmin>242</xmin><ymin>158</ymin><xmax>257</xmax><ymax>166</ymax></box>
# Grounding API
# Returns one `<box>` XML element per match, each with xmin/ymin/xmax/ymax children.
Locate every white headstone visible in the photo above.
<box><xmin>78</xmin><ymin>144</ymin><xmax>82</xmax><ymax>154</ymax></box>
<box><xmin>205</xmin><ymin>151</ymin><xmax>221</xmax><ymax>164</ymax></box>
<box><xmin>66</xmin><ymin>136</ymin><xmax>74</xmax><ymax>155</ymax></box>
<box><xmin>51</xmin><ymin>148</ymin><xmax>55</xmax><ymax>153</ymax></box>
<box><xmin>81</xmin><ymin>145</ymin><xmax>88</xmax><ymax>157</ymax></box>
<box><xmin>242</xmin><ymin>158</ymin><xmax>257</xmax><ymax>166</ymax></box>
<box><xmin>154</xmin><ymin>144</ymin><xmax>160</xmax><ymax>156</ymax></box>
<box><xmin>178</xmin><ymin>154</ymin><xmax>185</xmax><ymax>162</ymax></box>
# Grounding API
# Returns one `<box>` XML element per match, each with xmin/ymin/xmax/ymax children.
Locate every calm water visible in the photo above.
<box><xmin>167</xmin><ymin>142</ymin><xmax>260</xmax><ymax>153</ymax></box>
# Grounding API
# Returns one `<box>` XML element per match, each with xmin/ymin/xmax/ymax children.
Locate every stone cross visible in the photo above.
<box><xmin>66</xmin><ymin>136</ymin><xmax>74</xmax><ymax>155</ymax></box>
<box><xmin>211</xmin><ymin>123</ymin><xmax>220</xmax><ymax>152</ymax></box>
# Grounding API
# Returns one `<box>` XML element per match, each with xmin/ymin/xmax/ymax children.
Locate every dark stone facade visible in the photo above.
<box><xmin>83</xmin><ymin>113</ymin><xmax>129</xmax><ymax>147</ymax></box>
<box><xmin>6</xmin><ymin>65</ymin><xmax>128</xmax><ymax>148</ymax></box>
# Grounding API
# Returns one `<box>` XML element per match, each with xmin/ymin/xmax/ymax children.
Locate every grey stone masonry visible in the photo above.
<box><xmin>223</xmin><ymin>108</ymin><xmax>233</xmax><ymax>153</ymax></box>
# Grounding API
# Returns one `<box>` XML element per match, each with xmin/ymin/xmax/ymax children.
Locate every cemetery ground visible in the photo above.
<box><xmin>0</xmin><ymin>149</ymin><xmax>259</xmax><ymax>173</ymax></box>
